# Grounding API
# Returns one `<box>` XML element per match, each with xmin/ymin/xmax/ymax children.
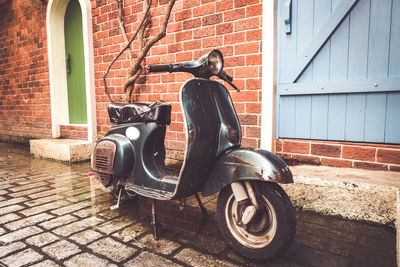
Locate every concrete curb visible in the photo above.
<box><xmin>280</xmin><ymin>166</ymin><xmax>400</xmax><ymax>267</ymax></box>
<box><xmin>282</xmin><ymin>176</ymin><xmax>398</xmax><ymax>224</ymax></box>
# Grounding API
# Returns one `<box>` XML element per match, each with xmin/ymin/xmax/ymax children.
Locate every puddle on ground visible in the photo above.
<box><xmin>0</xmin><ymin>143</ymin><xmax>396</xmax><ymax>267</ymax></box>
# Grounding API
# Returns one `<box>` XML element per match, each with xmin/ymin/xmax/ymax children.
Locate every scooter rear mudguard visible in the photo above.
<box><xmin>201</xmin><ymin>148</ymin><xmax>293</xmax><ymax>197</ymax></box>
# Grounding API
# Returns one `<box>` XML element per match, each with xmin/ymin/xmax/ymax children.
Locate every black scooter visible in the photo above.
<box><xmin>92</xmin><ymin>50</ymin><xmax>296</xmax><ymax>261</ymax></box>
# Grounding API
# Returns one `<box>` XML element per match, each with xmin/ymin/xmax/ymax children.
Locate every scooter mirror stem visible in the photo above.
<box><xmin>218</xmin><ymin>71</ymin><xmax>240</xmax><ymax>92</ymax></box>
<box><xmin>226</xmin><ymin>80</ymin><xmax>240</xmax><ymax>92</ymax></box>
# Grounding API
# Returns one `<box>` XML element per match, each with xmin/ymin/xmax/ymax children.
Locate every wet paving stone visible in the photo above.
<box><xmin>0</xmin><ymin>204</ymin><xmax>24</xmax><ymax>215</ymax></box>
<box><xmin>39</xmin><ymin>214</ymin><xmax>79</xmax><ymax>230</ymax></box>
<box><xmin>0</xmin><ymin>143</ymin><xmax>396</xmax><ymax>267</ymax></box>
<box><xmin>65</xmin><ymin>252</ymin><xmax>118</xmax><ymax>267</ymax></box>
<box><xmin>52</xmin><ymin>216</ymin><xmax>104</xmax><ymax>237</ymax></box>
<box><xmin>130</xmin><ymin>233</ymin><xmax>181</xmax><ymax>255</ymax></box>
<box><xmin>25</xmin><ymin>194</ymin><xmax>65</xmax><ymax>207</ymax></box>
<box><xmin>42</xmin><ymin>240</ymin><xmax>81</xmax><ymax>260</ymax></box>
<box><xmin>10</xmin><ymin>186</ymin><xmax>51</xmax><ymax>198</ymax></box>
<box><xmin>125</xmin><ymin>251</ymin><xmax>183</xmax><ymax>267</ymax></box>
<box><xmin>99</xmin><ymin>209</ymin><xmax>121</xmax><ymax>220</ymax></box>
<box><xmin>31</xmin><ymin>259</ymin><xmax>60</xmax><ymax>267</ymax></box>
<box><xmin>96</xmin><ymin>216</ymin><xmax>136</xmax><ymax>235</ymax></box>
<box><xmin>175</xmin><ymin>248</ymin><xmax>240</xmax><ymax>267</ymax></box>
<box><xmin>0</xmin><ymin>241</ymin><xmax>26</xmax><ymax>258</ymax></box>
<box><xmin>73</xmin><ymin>205</ymin><xmax>109</xmax><ymax>218</ymax></box>
<box><xmin>50</xmin><ymin>200</ymin><xmax>92</xmax><ymax>216</ymax></box>
<box><xmin>9</xmin><ymin>181</ymin><xmax>49</xmax><ymax>192</ymax></box>
<box><xmin>177</xmin><ymin>233</ymin><xmax>228</xmax><ymax>254</ymax></box>
<box><xmin>20</xmin><ymin>200</ymin><xmax>71</xmax><ymax>216</ymax></box>
<box><xmin>13</xmin><ymin>215</ymin><xmax>56</xmax><ymax>231</ymax></box>
<box><xmin>25</xmin><ymin>232</ymin><xmax>60</xmax><ymax>247</ymax></box>
<box><xmin>0</xmin><ymin>248</ymin><xmax>44</xmax><ymax>267</ymax></box>
<box><xmin>111</xmin><ymin>222</ymin><xmax>151</xmax><ymax>242</ymax></box>
<box><xmin>70</xmin><ymin>229</ymin><xmax>103</xmax><ymax>245</ymax></box>
<box><xmin>0</xmin><ymin>213</ymin><xmax>21</xmax><ymax>224</ymax></box>
<box><xmin>0</xmin><ymin>189</ymin><xmax>8</xmax><ymax>195</ymax></box>
<box><xmin>0</xmin><ymin>196</ymin><xmax>28</xmax><ymax>207</ymax></box>
<box><xmin>0</xmin><ymin>226</ymin><xmax>43</xmax><ymax>244</ymax></box>
<box><xmin>88</xmin><ymin>237</ymin><xmax>137</xmax><ymax>262</ymax></box>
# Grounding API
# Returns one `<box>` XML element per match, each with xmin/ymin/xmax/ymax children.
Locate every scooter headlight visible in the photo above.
<box><xmin>207</xmin><ymin>50</ymin><xmax>224</xmax><ymax>75</ymax></box>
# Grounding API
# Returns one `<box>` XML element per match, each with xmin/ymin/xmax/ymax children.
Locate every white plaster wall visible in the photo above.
<box><xmin>260</xmin><ymin>0</ymin><xmax>276</xmax><ymax>152</ymax></box>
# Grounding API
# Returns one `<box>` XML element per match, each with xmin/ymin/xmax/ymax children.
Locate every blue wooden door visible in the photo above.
<box><xmin>276</xmin><ymin>0</ymin><xmax>400</xmax><ymax>144</ymax></box>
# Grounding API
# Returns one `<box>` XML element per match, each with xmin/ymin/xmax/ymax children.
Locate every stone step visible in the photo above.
<box><xmin>30</xmin><ymin>139</ymin><xmax>94</xmax><ymax>163</ymax></box>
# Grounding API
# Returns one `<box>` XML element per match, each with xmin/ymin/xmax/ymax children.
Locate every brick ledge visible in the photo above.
<box><xmin>276</xmin><ymin>138</ymin><xmax>400</xmax><ymax>171</ymax></box>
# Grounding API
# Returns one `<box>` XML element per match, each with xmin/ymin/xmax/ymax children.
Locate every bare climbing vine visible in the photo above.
<box><xmin>103</xmin><ymin>0</ymin><xmax>176</xmax><ymax>103</ymax></box>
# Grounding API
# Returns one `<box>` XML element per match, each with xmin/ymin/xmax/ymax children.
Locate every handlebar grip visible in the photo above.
<box><xmin>147</xmin><ymin>64</ymin><xmax>172</xmax><ymax>73</ymax></box>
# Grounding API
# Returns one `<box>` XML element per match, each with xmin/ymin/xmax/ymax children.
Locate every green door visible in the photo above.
<box><xmin>64</xmin><ymin>0</ymin><xmax>87</xmax><ymax>124</ymax></box>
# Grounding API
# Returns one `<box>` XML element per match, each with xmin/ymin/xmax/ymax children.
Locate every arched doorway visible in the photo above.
<box><xmin>46</xmin><ymin>0</ymin><xmax>96</xmax><ymax>142</ymax></box>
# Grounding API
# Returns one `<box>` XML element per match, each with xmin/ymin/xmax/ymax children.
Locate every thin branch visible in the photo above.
<box><xmin>103</xmin><ymin>0</ymin><xmax>152</xmax><ymax>102</ymax></box>
<box><xmin>139</xmin><ymin>0</ymin><xmax>150</xmax><ymax>52</ymax></box>
<box><xmin>124</xmin><ymin>0</ymin><xmax>151</xmax><ymax>100</ymax></box>
<box><xmin>115</xmin><ymin>0</ymin><xmax>132</xmax><ymax>65</ymax></box>
<box><xmin>127</xmin><ymin>66</ymin><xmax>143</xmax><ymax>102</ymax></box>
<box><xmin>124</xmin><ymin>0</ymin><xmax>176</xmax><ymax>102</ymax></box>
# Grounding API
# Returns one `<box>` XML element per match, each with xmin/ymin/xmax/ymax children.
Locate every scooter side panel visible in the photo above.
<box><xmin>174</xmin><ymin>79</ymin><xmax>242</xmax><ymax>198</ymax></box>
<box><xmin>201</xmin><ymin>148</ymin><xmax>293</xmax><ymax>197</ymax></box>
<box><xmin>104</xmin><ymin>123</ymin><xmax>177</xmax><ymax>194</ymax></box>
<box><xmin>174</xmin><ymin>80</ymin><xmax>221</xmax><ymax>198</ymax></box>
<box><xmin>94</xmin><ymin>133</ymin><xmax>134</xmax><ymax>176</ymax></box>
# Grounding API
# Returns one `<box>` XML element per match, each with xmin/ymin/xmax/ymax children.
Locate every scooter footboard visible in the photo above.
<box><xmin>201</xmin><ymin>148</ymin><xmax>293</xmax><ymax>197</ymax></box>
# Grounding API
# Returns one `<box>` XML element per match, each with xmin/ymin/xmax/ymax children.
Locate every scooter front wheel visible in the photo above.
<box><xmin>216</xmin><ymin>181</ymin><xmax>296</xmax><ymax>262</ymax></box>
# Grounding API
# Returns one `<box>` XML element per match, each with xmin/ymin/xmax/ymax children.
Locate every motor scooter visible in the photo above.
<box><xmin>91</xmin><ymin>50</ymin><xmax>296</xmax><ymax>261</ymax></box>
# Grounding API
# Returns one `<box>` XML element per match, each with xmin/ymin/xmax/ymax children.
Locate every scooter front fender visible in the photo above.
<box><xmin>201</xmin><ymin>148</ymin><xmax>293</xmax><ymax>197</ymax></box>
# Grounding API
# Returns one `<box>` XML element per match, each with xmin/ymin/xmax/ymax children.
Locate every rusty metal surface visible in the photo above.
<box><xmin>92</xmin><ymin>140</ymin><xmax>116</xmax><ymax>175</ymax></box>
<box><xmin>92</xmin><ymin>134</ymin><xmax>135</xmax><ymax>178</ymax></box>
<box><xmin>202</xmin><ymin>148</ymin><xmax>293</xmax><ymax>197</ymax></box>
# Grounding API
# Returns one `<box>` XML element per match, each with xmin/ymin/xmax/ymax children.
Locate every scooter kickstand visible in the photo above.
<box><xmin>151</xmin><ymin>199</ymin><xmax>159</xmax><ymax>240</ymax></box>
<box><xmin>110</xmin><ymin>188</ymin><xmax>122</xmax><ymax>210</ymax></box>
<box><xmin>195</xmin><ymin>193</ymin><xmax>209</xmax><ymax>220</ymax></box>
<box><xmin>195</xmin><ymin>193</ymin><xmax>209</xmax><ymax>234</ymax></box>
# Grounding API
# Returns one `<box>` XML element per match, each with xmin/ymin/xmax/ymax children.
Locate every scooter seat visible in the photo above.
<box><xmin>108</xmin><ymin>101</ymin><xmax>171</xmax><ymax>125</ymax></box>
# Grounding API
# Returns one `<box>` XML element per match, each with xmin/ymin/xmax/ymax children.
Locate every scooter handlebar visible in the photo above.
<box><xmin>219</xmin><ymin>71</ymin><xmax>233</xmax><ymax>82</ymax></box>
<box><xmin>147</xmin><ymin>64</ymin><xmax>172</xmax><ymax>73</ymax></box>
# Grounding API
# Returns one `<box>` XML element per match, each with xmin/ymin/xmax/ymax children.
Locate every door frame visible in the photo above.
<box><xmin>46</xmin><ymin>0</ymin><xmax>96</xmax><ymax>142</ymax></box>
<box><xmin>260</xmin><ymin>0</ymin><xmax>277</xmax><ymax>151</ymax></box>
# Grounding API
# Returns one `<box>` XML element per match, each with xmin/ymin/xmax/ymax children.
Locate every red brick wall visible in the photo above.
<box><xmin>0</xmin><ymin>0</ymin><xmax>262</xmax><ymax>157</ymax></box>
<box><xmin>276</xmin><ymin>139</ymin><xmax>400</xmax><ymax>172</ymax></box>
<box><xmin>0</xmin><ymin>0</ymin><xmax>51</xmax><ymax>144</ymax></box>
<box><xmin>60</xmin><ymin>125</ymin><xmax>88</xmax><ymax>139</ymax></box>
<box><xmin>92</xmin><ymin>0</ymin><xmax>263</xmax><ymax>160</ymax></box>
<box><xmin>2</xmin><ymin>0</ymin><xmax>399</xmax><ymax>172</ymax></box>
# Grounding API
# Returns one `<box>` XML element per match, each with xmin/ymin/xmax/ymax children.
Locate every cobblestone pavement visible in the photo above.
<box><xmin>0</xmin><ymin>143</ymin><xmax>396</xmax><ymax>267</ymax></box>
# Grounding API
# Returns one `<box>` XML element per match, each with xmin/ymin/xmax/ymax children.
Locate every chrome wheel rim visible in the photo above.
<box><xmin>225</xmin><ymin>194</ymin><xmax>277</xmax><ymax>249</ymax></box>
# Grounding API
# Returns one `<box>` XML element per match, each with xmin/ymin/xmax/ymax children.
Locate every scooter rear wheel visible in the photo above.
<box><xmin>216</xmin><ymin>181</ymin><xmax>296</xmax><ymax>262</ymax></box>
